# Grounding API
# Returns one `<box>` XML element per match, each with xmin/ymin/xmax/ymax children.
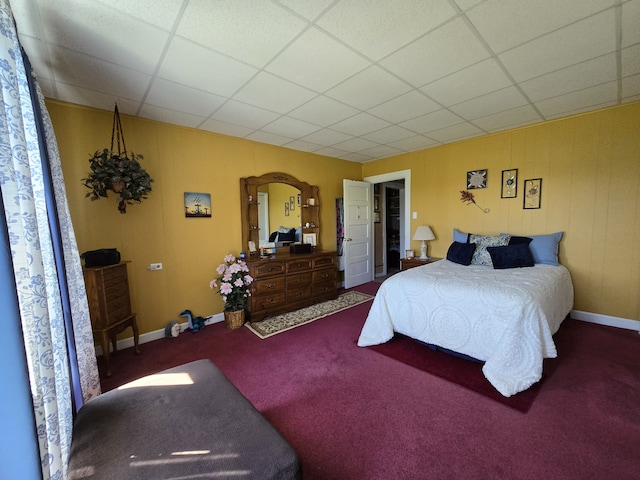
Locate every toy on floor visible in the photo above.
<box><xmin>165</xmin><ymin>321</ymin><xmax>180</xmax><ymax>338</ymax></box>
<box><xmin>180</xmin><ymin>309</ymin><xmax>206</xmax><ymax>332</ymax></box>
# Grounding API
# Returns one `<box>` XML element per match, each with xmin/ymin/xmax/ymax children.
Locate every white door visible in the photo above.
<box><xmin>343</xmin><ymin>179</ymin><xmax>373</xmax><ymax>289</ymax></box>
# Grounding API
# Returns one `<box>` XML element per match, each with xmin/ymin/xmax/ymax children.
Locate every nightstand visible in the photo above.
<box><xmin>400</xmin><ymin>257</ymin><xmax>441</xmax><ymax>271</ymax></box>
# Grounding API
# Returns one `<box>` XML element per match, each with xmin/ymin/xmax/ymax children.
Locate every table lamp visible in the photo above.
<box><xmin>413</xmin><ymin>225</ymin><xmax>435</xmax><ymax>260</ymax></box>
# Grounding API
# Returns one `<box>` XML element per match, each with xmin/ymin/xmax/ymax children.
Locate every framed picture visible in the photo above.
<box><xmin>289</xmin><ymin>196</ymin><xmax>295</xmax><ymax>211</ymax></box>
<box><xmin>184</xmin><ymin>192</ymin><xmax>211</xmax><ymax>218</ymax></box>
<box><xmin>303</xmin><ymin>233</ymin><xmax>317</xmax><ymax>246</ymax></box>
<box><xmin>284</xmin><ymin>202</ymin><xmax>290</xmax><ymax>216</ymax></box>
<box><xmin>405</xmin><ymin>249</ymin><xmax>415</xmax><ymax>259</ymax></box>
<box><xmin>467</xmin><ymin>169</ymin><xmax>487</xmax><ymax>189</ymax></box>
<box><xmin>523</xmin><ymin>178</ymin><xmax>542</xmax><ymax>209</ymax></box>
<box><xmin>501</xmin><ymin>169</ymin><xmax>518</xmax><ymax>198</ymax></box>
<box><xmin>374</xmin><ymin>211</ymin><xmax>380</xmax><ymax>223</ymax></box>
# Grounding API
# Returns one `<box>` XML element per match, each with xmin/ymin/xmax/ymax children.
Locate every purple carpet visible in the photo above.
<box><xmin>100</xmin><ymin>282</ymin><xmax>640</xmax><ymax>480</ymax></box>
<box><xmin>367</xmin><ymin>334</ymin><xmax>542</xmax><ymax>412</ymax></box>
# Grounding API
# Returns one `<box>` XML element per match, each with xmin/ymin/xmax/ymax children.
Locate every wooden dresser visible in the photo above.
<box><xmin>247</xmin><ymin>250</ymin><xmax>338</xmax><ymax>322</ymax></box>
<box><xmin>83</xmin><ymin>262</ymin><xmax>140</xmax><ymax>376</ymax></box>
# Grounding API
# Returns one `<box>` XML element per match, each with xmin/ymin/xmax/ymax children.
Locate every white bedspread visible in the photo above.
<box><xmin>358</xmin><ymin>260</ymin><xmax>574</xmax><ymax>397</ymax></box>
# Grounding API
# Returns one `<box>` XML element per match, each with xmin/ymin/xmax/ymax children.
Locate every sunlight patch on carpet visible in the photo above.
<box><xmin>246</xmin><ymin>291</ymin><xmax>374</xmax><ymax>339</ymax></box>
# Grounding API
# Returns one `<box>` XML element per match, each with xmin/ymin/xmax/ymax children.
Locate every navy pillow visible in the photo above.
<box><xmin>446</xmin><ymin>241</ymin><xmax>476</xmax><ymax>266</ymax></box>
<box><xmin>508</xmin><ymin>236</ymin><xmax>532</xmax><ymax>246</ymax></box>
<box><xmin>486</xmin><ymin>244</ymin><xmax>535</xmax><ymax>269</ymax></box>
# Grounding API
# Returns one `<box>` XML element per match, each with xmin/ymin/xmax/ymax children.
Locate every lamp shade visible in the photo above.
<box><xmin>413</xmin><ymin>225</ymin><xmax>435</xmax><ymax>241</ymax></box>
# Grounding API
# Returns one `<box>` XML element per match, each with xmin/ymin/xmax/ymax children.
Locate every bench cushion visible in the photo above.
<box><xmin>68</xmin><ymin>359</ymin><xmax>301</xmax><ymax>479</ymax></box>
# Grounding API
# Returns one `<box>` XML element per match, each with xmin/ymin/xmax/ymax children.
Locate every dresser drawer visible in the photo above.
<box><xmin>313</xmin><ymin>280</ymin><xmax>336</xmax><ymax>296</ymax></box>
<box><xmin>313</xmin><ymin>254</ymin><xmax>335</xmax><ymax>268</ymax></box>
<box><xmin>287</xmin><ymin>286</ymin><xmax>312</xmax><ymax>302</ymax></box>
<box><xmin>104</xmin><ymin>281</ymin><xmax>129</xmax><ymax>302</ymax></box>
<box><xmin>287</xmin><ymin>272</ymin><xmax>312</xmax><ymax>290</ymax></box>
<box><xmin>286</xmin><ymin>258</ymin><xmax>312</xmax><ymax>273</ymax></box>
<box><xmin>251</xmin><ymin>261</ymin><xmax>286</xmax><ymax>278</ymax></box>
<box><xmin>312</xmin><ymin>268</ymin><xmax>335</xmax><ymax>283</ymax></box>
<box><xmin>252</xmin><ymin>292</ymin><xmax>287</xmax><ymax>311</ymax></box>
<box><xmin>254</xmin><ymin>277</ymin><xmax>286</xmax><ymax>295</ymax></box>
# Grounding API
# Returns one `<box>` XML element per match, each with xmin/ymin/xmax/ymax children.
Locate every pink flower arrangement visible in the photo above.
<box><xmin>210</xmin><ymin>254</ymin><xmax>253</xmax><ymax>311</ymax></box>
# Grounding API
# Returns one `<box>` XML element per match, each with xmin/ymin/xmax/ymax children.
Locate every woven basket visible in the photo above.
<box><xmin>224</xmin><ymin>309</ymin><xmax>245</xmax><ymax>330</ymax></box>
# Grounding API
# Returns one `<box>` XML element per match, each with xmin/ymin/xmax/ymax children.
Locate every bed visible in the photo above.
<box><xmin>358</xmin><ymin>232</ymin><xmax>574</xmax><ymax>397</ymax></box>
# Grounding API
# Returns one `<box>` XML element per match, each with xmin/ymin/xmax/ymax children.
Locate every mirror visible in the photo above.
<box><xmin>257</xmin><ymin>183</ymin><xmax>301</xmax><ymax>246</ymax></box>
<box><xmin>241</xmin><ymin>172</ymin><xmax>320</xmax><ymax>253</ymax></box>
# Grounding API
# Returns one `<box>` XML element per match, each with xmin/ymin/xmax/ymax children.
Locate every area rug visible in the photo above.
<box><xmin>246</xmin><ymin>291</ymin><xmax>374</xmax><ymax>339</ymax></box>
<box><xmin>367</xmin><ymin>334</ymin><xmax>543</xmax><ymax>412</ymax></box>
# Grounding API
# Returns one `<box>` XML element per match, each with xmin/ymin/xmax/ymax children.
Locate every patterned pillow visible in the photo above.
<box><xmin>469</xmin><ymin>234</ymin><xmax>511</xmax><ymax>266</ymax></box>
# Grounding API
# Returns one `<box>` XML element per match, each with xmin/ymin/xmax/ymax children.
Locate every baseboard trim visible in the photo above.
<box><xmin>571</xmin><ymin>310</ymin><xmax>640</xmax><ymax>332</ymax></box>
<box><xmin>95</xmin><ymin>313</ymin><xmax>224</xmax><ymax>355</ymax></box>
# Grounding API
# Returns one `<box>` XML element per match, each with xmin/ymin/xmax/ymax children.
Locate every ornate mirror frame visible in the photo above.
<box><xmin>240</xmin><ymin>172</ymin><xmax>321</xmax><ymax>253</ymax></box>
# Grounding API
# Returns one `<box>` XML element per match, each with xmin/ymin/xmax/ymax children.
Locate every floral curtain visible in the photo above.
<box><xmin>0</xmin><ymin>2</ymin><xmax>100</xmax><ymax>478</ymax></box>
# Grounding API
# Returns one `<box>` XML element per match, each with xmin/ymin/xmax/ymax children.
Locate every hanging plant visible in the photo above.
<box><xmin>81</xmin><ymin>104</ymin><xmax>153</xmax><ymax>213</ymax></box>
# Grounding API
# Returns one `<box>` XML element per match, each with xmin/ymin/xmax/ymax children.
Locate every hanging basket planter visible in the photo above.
<box><xmin>82</xmin><ymin>103</ymin><xmax>153</xmax><ymax>214</ymax></box>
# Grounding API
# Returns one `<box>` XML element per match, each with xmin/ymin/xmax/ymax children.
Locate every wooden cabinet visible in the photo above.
<box><xmin>83</xmin><ymin>262</ymin><xmax>140</xmax><ymax>376</ymax></box>
<box><xmin>400</xmin><ymin>257</ymin><xmax>442</xmax><ymax>271</ymax></box>
<box><xmin>247</xmin><ymin>251</ymin><xmax>338</xmax><ymax>322</ymax></box>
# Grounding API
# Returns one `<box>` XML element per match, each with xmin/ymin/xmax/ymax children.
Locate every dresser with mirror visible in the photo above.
<box><xmin>240</xmin><ymin>172</ymin><xmax>337</xmax><ymax>322</ymax></box>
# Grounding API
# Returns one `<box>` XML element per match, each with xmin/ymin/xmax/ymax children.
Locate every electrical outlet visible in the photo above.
<box><xmin>412</xmin><ymin>211</ymin><xmax>418</xmax><ymax>219</ymax></box>
<box><xmin>149</xmin><ymin>263</ymin><xmax>163</xmax><ymax>270</ymax></box>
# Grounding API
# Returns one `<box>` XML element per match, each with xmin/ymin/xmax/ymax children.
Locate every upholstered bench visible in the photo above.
<box><xmin>67</xmin><ymin>359</ymin><xmax>301</xmax><ymax>479</ymax></box>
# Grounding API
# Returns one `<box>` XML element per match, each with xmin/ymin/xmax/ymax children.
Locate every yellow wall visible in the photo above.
<box><xmin>364</xmin><ymin>102</ymin><xmax>640</xmax><ymax>322</ymax></box>
<box><xmin>46</xmin><ymin>100</ymin><xmax>361</xmax><ymax>335</ymax></box>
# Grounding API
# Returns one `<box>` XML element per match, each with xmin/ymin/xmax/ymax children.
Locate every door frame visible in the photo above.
<box><xmin>364</xmin><ymin>170</ymin><xmax>412</xmax><ymax>268</ymax></box>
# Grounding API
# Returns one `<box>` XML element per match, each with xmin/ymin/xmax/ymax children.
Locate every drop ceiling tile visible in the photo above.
<box><xmin>314</xmin><ymin>146</ymin><xmax>353</xmax><ymax>158</ymax></box>
<box><xmin>381</xmin><ymin>17</ymin><xmax>490</xmax><ymax>87</ymax></box>
<box><xmin>177</xmin><ymin>0</ymin><xmax>307</xmax><ymax>67</ymax></box>
<box><xmin>388</xmin><ymin>135</ymin><xmax>439</xmax><ymax>152</ymax></box>
<box><xmin>300</xmin><ymin>128</ymin><xmax>353</xmax><ymax>146</ymax></box>
<box><xmin>400</xmin><ymin>108</ymin><xmax>464</xmax><ymax>134</ymax></box>
<box><xmin>53</xmin><ymin>82</ymin><xmax>139</xmax><ymax>115</ymax></box>
<box><xmin>499</xmin><ymin>10</ymin><xmax>617</xmax><ymax>82</ymax></box>
<box><xmin>245</xmin><ymin>130</ymin><xmax>292</xmax><ymax>146</ymax></box>
<box><xmin>622</xmin><ymin>0</ymin><xmax>640</xmax><ymax>47</ymax></box>
<box><xmin>452</xmin><ymin>0</ymin><xmax>485</xmax><ymax>11</ymax></box>
<box><xmin>199</xmin><ymin>118</ymin><xmax>254</xmax><ymax>138</ymax></box>
<box><xmin>233</xmin><ymin>72</ymin><xmax>317</xmax><ymax>114</ymax></box>
<box><xmin>47</xmin><ymin>46</ymin><xmax>151</xmax><ymax>101</ymax></box>
<box><xmin>472</xmin><ymin>105</ymin><xmax>542</xmax><ymax>132</ymax></box>
<box><xmin>536</xmin><ymin>81</ymin><xmax>618</xmax><ymax>118</ymax></box>
<box><xmin>266</xmin><ymin>27</ymin><xmax>370</xmax><ymax>93</ymax></box>
<box><xmin>261</xmin><ymin>116</ymin><xmax>322</xmax><ymax>138</ymax></box>
<box><xmin>37</xmin><ymin>0</ymin><xmax>169</xmax><ymax>74</ymax></box>
<box><xmin>362</xmin><ymin>125</ymin><xmax>416</xmax><ymax>143</ymax></box>
<box><xmin>450</xmin><ymin>86</ymin><xmax>529</xmax><ymax>120</ymax></box>
<box><xmin>146</xmin><ymin>79</ymin><xmax>226</xmax><ymax>117</ymax></box>
<box><xmin>330</xmin><ymin>112</ymin><xmax>391</xmax><ymax>137</ymax></box>
<box><xmin>281</xmin><ymin>139</ymin><xmax>324</xmax><ymax>153</ymax></box>
<box><xmin>424</xmin><ymin>121</ymin><xmax>484</xmax><ymax>143</ymax></box>
<box><xmin>138</xmin><ymin>104</ymin><xmax>206</xmax><ymax>129</ymax></box>
<box><xmin>422</xmin><ymin>58</ymin><xmax>513</xmax><ymax>107</ymax></box>
<box><xmin>18</xmin><ymin>36</ymin><xmax>53</xmax><ymax>82</ymax></box>
<box><xmin>325</xmin><ymin>66</ymin><xmax>412</xmax><ymax>110</ymax></box>
<box><xmin>332</xmin><ymin>137</ymin><xmax>379</xmax><ymax>153</ymax></box>
<box><xmin>342</xmin><ymin>152</ymin><xmax>375</xmax><ymax>162</ymax></box>
<box><xmin>359</xmin><ymin>144</ymin><xmax>404</xmax><ymax>159</ymax></box>
<box><xmin>288</xmin><ymin>96</ymin><xmax>359</xmax><ymax>126</ymax></box>
<box><xmin>317</xmin><ymin>0</ymin><xmax>457</xmax><ymax>61</ymax></box>
<box><xmin>622</xmin><ymin>44</ymin><xmax>640</xmax><ymax>77</ymax></box>
<box><xmin>100</xmin><ymin>0</ymin><xmax>184</xmax><ymax>31</ymax></box>
<box><xmin>466</xmin><ymin>0</ymin><xmax>614</xmax><ymax>53</ymax></box>
<box><xmin>368</xmin><ymin>91</ymin><xmax>441</xmax><ymax>123</ymax></box>
<box><xmin>277</xmin><ymin>0</ymin><xmax>336</xmax><ymax>22</ymax></box>
<box><xmin>210</xmin><ymin>100</ymin><xmax>280</xmax><ymax>130</ymax></box>
<box><xmin>159</xmin><ymin>37</ymin><xmax>257</xmax><ymax>97</ymax></box>
<box><xmin>520</xmin><ymin>54</ymin><xmax>617</xmax><ymax>102</ymax></box>
<box><xmin>622</xmin><ymin>74</ymin><xmax>640</xmax><ymax>100</ymax></box>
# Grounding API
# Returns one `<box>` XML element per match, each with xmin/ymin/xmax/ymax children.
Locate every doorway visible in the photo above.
<box><xmin>364</xmin><ymin>170</ymin><xmax>411</xmax><ymax>280</ymax></box>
